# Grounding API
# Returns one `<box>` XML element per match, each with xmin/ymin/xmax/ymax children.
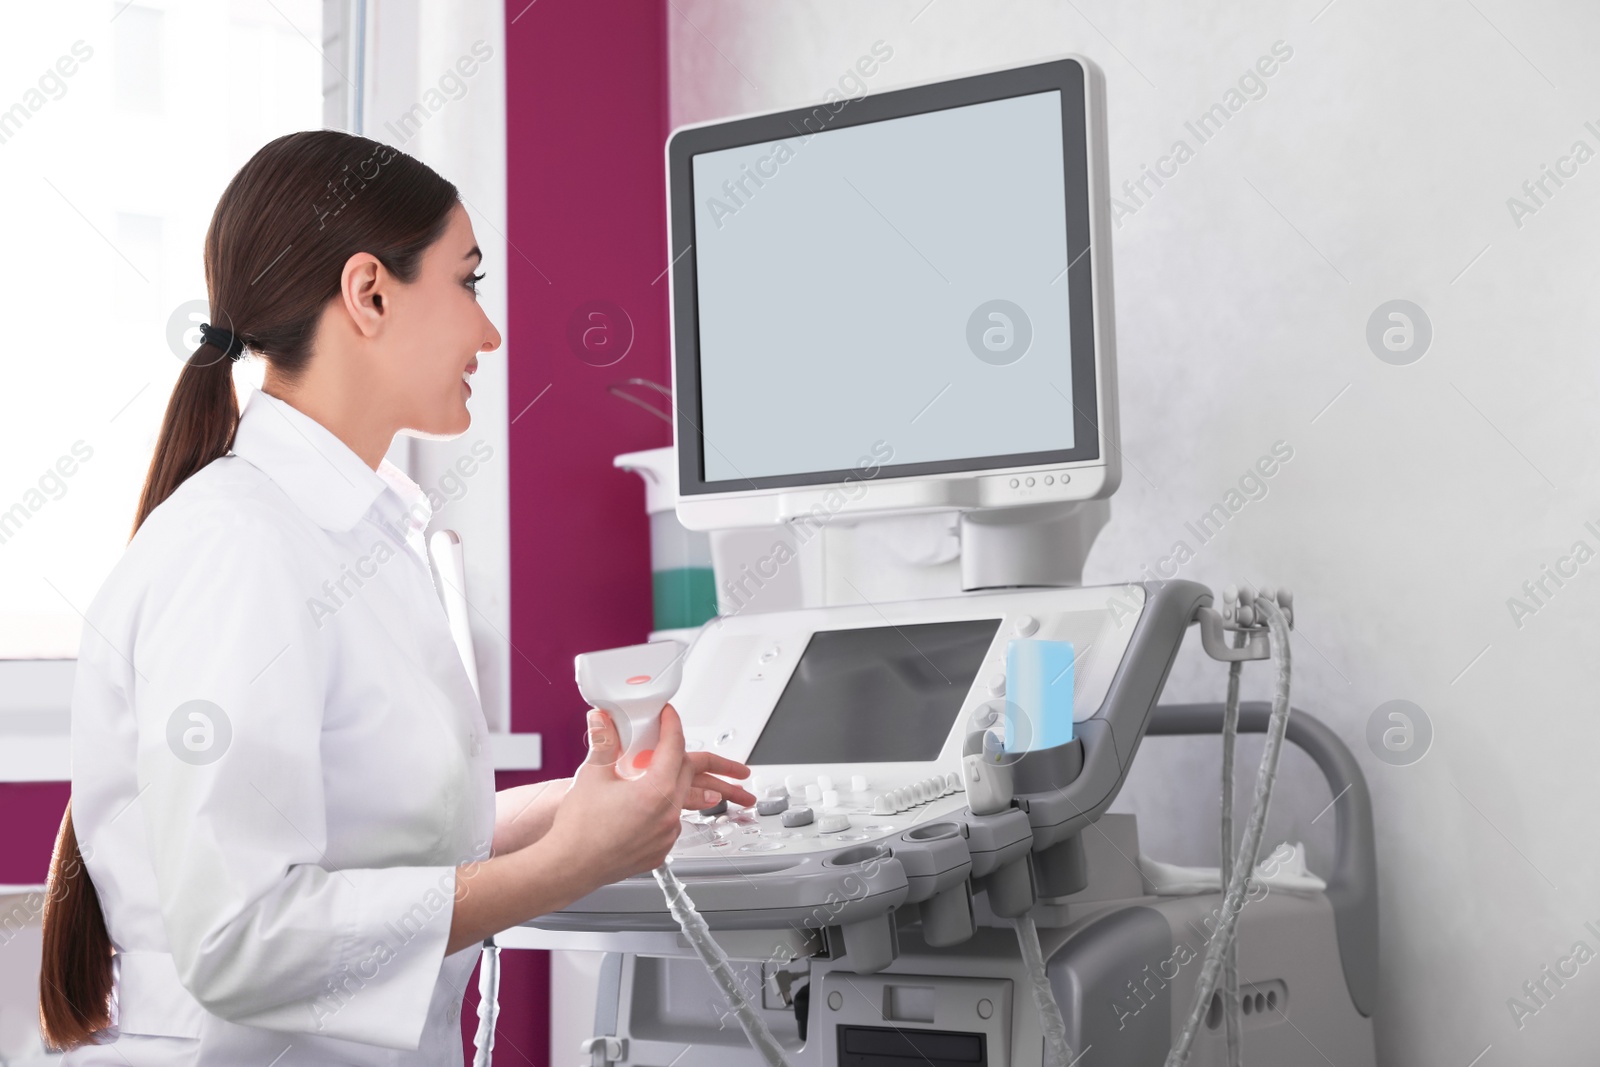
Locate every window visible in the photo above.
<box><xmin>0</xmin><ymin>0</ymin><xmax>323</xmax><ymax>660</ymax></box>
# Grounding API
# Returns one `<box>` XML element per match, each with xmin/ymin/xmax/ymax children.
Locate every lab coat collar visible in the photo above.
<box><xmin>231</xmin><ymin>390</ymin><xmax>426</xmax><ymax>535</ymax></box>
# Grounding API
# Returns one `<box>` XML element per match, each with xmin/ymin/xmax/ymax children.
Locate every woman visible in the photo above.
<box><xmin>39</xmin><ymin>130</ymin><xmax>753</xmax><ymax>1064</ymax></box>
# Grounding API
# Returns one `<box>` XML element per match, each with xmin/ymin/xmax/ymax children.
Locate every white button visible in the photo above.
<box><xmin>894</xmin><ymin>788</ymin><xmax>911</xmax><ymax>809</ymax></box>
<box><xmin>1025</xmin><ymin>476</ymin><xmax>1035</xmax><ymax>487</ymax></box>
<box><xmin>817</xmin><ymin>774</ymin><xmax>834</xmax><ymax>792</ymax></box>
<box><xmin>850</xmin><ymin>775</ymin><xmax>869</xmax><ymax>792</ymax></box>
<box><xmin>947</xmin><ymin>772</ymin><xmax>964</xmax><ymax>793</ymax></box>
<box><xmin>1014</xmin><ymin>615</ymin><xmax>1039</xmax><ymax>637</ymax></box>
<box><xmin>818</xmin><ymin>813</ymin><xmax>851</xmax><ymax>833</ymax></box>
<box><xmin>1009</xmin><ymin>478</ymin><xmax>1019</xmax><ymax>488</ymax></box>
<box><xmin>760</xmin><ymin>646</ymin><xmax>779</xmax><ymax>663</ymax></box>
<box><xmin>872</xmin><ymin>794</ymin><xmax>894</xmax><ymax>815</ymax></box>
<box><xmin>1044</xmin><ymin>475</ymin><xmax>1054</xmax><ymax>485</ymax></box>
<box><xmin>716</xmin><ymin>729</ymin><xmax>735</xmax><ymax>746</ymax></box>
<box><xmin>986</xmin><ymin>673</ymin><xmax>1006</xmax><ymax>697</ymax></box>
<box><xmin>766</xmin><ymin>784</ymin><xmax>787</xmax><ymax>798</ymax></box>
<box><xmin>821</xmin><ymin>789</ymin><xmax>840</xmax><ymax>808</ymax></box>
<box><xmin>786</xmin><ymin>774</ymin><xmax>808</xmax><ymax>794</ymax></box>
<box><xmin>805</xmin><ymin>784</ymin><xmax>822</xmax><ymax>804</ymax></box>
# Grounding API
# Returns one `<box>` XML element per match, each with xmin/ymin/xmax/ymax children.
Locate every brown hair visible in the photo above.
<box><xmin>39</xmin><ymin>130</ymin><xmax>460</xmax><ymax>1050</ymax></box>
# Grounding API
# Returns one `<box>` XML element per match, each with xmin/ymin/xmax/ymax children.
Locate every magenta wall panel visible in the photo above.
<box><xmin>0</xmin><ymin>782</ymin><xmax>68</xmax><ymax>884</ymax></box>
<box><xmin>493</xmin><ymin>1</ymin><xmax>673</xmax><ymax>1061</ymax></box>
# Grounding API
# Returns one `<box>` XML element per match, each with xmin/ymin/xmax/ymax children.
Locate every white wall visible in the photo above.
<box><xmin>669</xmin><ymin>2</ymin><xmax>1600</xmax><ymax>1063</ymax></box>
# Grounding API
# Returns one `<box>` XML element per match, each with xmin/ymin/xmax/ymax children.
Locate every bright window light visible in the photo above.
<box><xmin>0</xmin><ymin>0</ymin><xmax>323</xmax><ymax>658</ymax></box>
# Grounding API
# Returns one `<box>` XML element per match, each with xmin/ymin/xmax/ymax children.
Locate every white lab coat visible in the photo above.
<box><xmin>67</xmin><ymin>389</ymin><xmax>496</xmax><ymax>1065</ymax></box>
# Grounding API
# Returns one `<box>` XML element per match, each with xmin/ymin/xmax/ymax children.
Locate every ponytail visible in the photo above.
<box><xmin>38</xmin><ymin>129</ymin><xmax>461</xmax><ymax>1050</ymax></box>
<box><xmin>38</xmin><ymin>807</ymin><xmax>112</xmax><ymax>1048</ymax></box>
<box><xmin>132</xmin><ymin>342</ymin><xmax>242</xmax><ymax>535</ymax></box>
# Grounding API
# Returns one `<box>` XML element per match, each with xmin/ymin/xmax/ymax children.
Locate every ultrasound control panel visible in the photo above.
<box><xmin>657</xmin><ymin>583</ymin><xmax>1152</xmax><ymax>868</ymax></box>
<box><xmin>674</xmin><ymin>772</ymin><xmax>973</xmax><ymax>859</ymax></box>
<box><xmin>530</xmin><ymin>579</ymin><xmax>1212</xmax><ymax>935</ymax></box>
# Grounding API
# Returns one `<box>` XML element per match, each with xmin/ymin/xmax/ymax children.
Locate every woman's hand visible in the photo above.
<box><xmin>542</xmin><ymin>705</ymin><xmax>697</xmax><ymax>891</ymax></box>
<box><xmin>682</xmin><ymin>748</ymin><xmax>756</xmax><ymax>809</ymax></box>
<box><xmin>642</xmin><ymin>711</ymin><xmax>755</xmax><ymax>809</ymax></box>
<box><xmin>444</xmin><ymin>705</ymin><xmax>760</xmax><ymax>954</ymax></box>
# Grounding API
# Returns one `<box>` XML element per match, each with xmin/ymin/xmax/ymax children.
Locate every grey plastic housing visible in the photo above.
<box><xmin>529</xmin><ymin>851</ymin><xmax>908</xmax><ymax>933</ymax></box>
<box><xmin>1147</xmin><ymin>701</ymin><xmax>1379</xmax><ymax>1020</ymax></box>
<box><xmin>1010</xmin><ymin>579</ymin><xmax>1213</xmax><ymax>849</ymax></box>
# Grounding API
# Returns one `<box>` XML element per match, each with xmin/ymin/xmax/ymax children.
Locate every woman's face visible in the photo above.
<box><xmin>384</xmin><ymin>202</ymin><xmax>502</xmax><ymax>439</ymax></box>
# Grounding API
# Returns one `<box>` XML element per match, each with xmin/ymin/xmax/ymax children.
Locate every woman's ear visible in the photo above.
<box><xmin>339</xmin><ymin>252</ymin><xmax>388</xmax><ymax>339</ymax></box>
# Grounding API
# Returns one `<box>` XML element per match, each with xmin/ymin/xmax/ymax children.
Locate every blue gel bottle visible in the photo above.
<box><xmin>1006</xmin><ymin>638</ymin><xmax>1075</xmax><ymax>751</ymax></box>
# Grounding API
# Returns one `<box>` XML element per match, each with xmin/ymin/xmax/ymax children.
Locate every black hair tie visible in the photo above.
<box><xmin>198</xmin><ymin>322</ymin><xmax>247</xmax><ymax>361</ymax></box>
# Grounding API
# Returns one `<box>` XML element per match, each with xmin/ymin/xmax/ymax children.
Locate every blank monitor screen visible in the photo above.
<box><xmin>745</xmin><ymin>619</ymin><xmax>1001</xmax><ymax>765</ymax></box>
<box><xmin>686</xmin><ymin>88</ymin><xmax>1077</xmax><ymax>486</ymax></box>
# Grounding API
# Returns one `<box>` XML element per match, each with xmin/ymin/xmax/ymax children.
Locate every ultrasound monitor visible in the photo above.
<box><xmin>666</xmin><ymin>57</ymin><xmax>1119</xmax><ymax>530</ymax></box>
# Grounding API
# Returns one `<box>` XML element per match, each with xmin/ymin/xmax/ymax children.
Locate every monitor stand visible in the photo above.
<box><xmin>706</xmin><ymin>500</ymin><xmax>1110</xmax><ymax>614</ymax></box>
<box><xmin>959</xmin><ymin>500</ymin><xmax>1109</xmax><ymax>591</ymax></box>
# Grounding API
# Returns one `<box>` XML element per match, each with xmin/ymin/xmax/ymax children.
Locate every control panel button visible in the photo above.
<box><xmin>804</xmin><ymin>784</ymin><xmax>823</xmax><ymax>804</ymax></box>
<box><xmin>820</xmin><ymin>789</ymin><xmax>840</xmax><ymax>809</ymax></box>
<box><xmin>818</xmin><ymin>813</ymin><xmax>851</xmax><ymax>834</ymax></box>
<box><xmin>872</xmin><ymin>795</ymin><xmax>894</xmax><ymax>815</ymax></box>
<box><xmin>698</xmin><ymin>799</ymin><xmax>728</xmax><ymax>817</ymax></box>
<box><xmin>986</xmin><ymin>673</ymin><xmax>1006</xmax><ymax>697</ymax></box>
<box><xmin>850</xmin><ymin>775</ymin><xmax>869</xmax><ymax>792</ymax></box>
<box><xmin>785</xmin><ymin>774</ymin><xmax>808</xmax><ymax>795</ymax></box>
<box><xmin>1014</xmin><ymin>614</ymin><xmax>1039</xmax><ymax>637</ymax></box>
<box><xmin>781</xmin><ymin>806</ymin><xmax>814</xmax><ymax>828</ymax></box>
<box><xmin>946</xmin><ymin>771</ymin><xmax>964</xmax><ymax>793</ymax></box>
<box><xmin>816</xmin><ymin>774</ymin><xmax>834</xmax><ymax>792</ymax></box>
<box><xmin>756</xmin><ymin>796</ymin><xmax>789</xmax><ymax>817</ymax></box>
<box><xmin>765</xmin><ymin>784</ymin><xmax>787</xmax><ymax>799</ymax></box>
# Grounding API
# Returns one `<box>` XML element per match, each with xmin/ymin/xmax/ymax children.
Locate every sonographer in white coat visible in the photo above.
<box><xmin>41</xmin><ymin>130</ymin><xmax>753</xmax><ymax>1065</ymax></box>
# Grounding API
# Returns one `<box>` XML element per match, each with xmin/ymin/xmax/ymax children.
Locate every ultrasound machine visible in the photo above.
<box><xmin>504</xmin><ymin>55</ymin><xmax>1379</xmax><ymax>1067</ymax></box>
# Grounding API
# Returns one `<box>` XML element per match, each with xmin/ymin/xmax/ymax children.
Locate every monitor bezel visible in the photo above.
<box><xmin>666</xmin><ymin>56</ymin><xmax>1111</xmax><ymax>515</ymax></box>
